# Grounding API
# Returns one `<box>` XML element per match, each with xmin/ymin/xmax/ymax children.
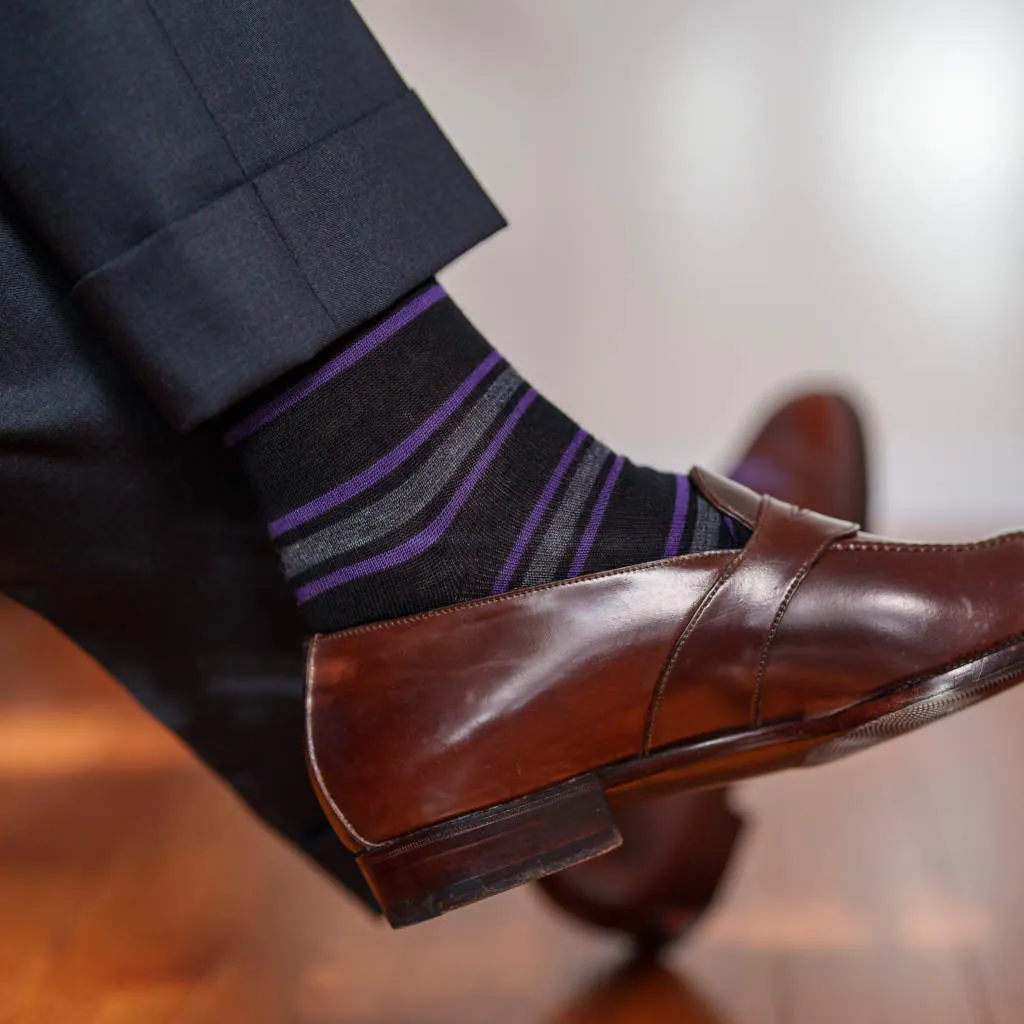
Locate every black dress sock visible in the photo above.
<box><xmin>226</xmin><ymin>282</ymin><xmax>749</xmax><ymax>633</ymax></box>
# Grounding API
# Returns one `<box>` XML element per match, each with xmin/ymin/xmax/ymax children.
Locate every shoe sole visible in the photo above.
<box><xmin>356</xmin><ymin>636</ymin><xmax>1024</xmax><ymax>928</ymax></box>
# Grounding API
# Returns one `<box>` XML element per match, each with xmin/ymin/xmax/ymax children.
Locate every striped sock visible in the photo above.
<box><xmin>226</xmin><ymin>282</ymin><xmax>750</xmax><ymax>633</ymax></box>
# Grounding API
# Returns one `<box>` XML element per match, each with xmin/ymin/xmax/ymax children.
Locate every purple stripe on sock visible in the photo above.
<box><xmin>296</xmin><ymin>388</ymin><xmax>538</xmax><ymax>604</ymax></box>
<box><xmin>491</xmin><ymin>429</ymin><xmax>588</xmax><ymax>593</ymax></box>
<box><xmin>663</xmin><ymin>474</ymin><xmax>691</xmax><ymax>558</ymax></box>
<box><xmin>267</xmin><ymin>350</ymin><xmax>502</xmax><ymax>538</ymax></box>
<box><xmin>224</xmin><ymin>284</ymin><xmax>446</xmax><ymax>447</ymax></box>
<box><xmin>568</xmin><ymin>455</ymin><xmax>624</xmax><ymax>577</ymax></box>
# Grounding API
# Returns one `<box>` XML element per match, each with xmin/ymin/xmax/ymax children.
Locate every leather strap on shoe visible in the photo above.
<box><xmin>644</xmin><ymin>469</ymin><xmax>858</xmax><ymax>751</ymax></box>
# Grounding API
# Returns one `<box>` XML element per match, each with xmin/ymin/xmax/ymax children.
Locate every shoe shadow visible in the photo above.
<box><xmin>547</xmin><ymin>953</ymin><xmax>730</xmax><ymax>1024</ymax></box>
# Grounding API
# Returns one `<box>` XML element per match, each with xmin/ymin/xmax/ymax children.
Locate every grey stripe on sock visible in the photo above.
<box><xmin>690</xmin><ymin>493</ymin><xmax>721</xmax><ymax>553</ymax></box>
<box><xmin>280</xmin><ymin>367</ymin><xmax>522</xmax><ymax>579</ymax></box>
<box><xmin>520</xmin><ymin>440</ymin><xmax>611</xmax><ymax>587</ymax></box>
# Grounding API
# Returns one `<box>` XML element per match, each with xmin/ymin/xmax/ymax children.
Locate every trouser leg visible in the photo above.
<box><xmin>0</xmin><ymin>191</ymin><xmax>377</xmax><ymax>910</ymax></box>
<box><xmin>0</xmin><ymin>0</ymin><xmax>504</xmax><ymax>429</ymax></box>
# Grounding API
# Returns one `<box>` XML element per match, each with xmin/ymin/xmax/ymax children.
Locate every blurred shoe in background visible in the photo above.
<box><xmin>537</xmin><ymin>391</ymin><xmax>869</xmax><ymax>947</ymax></box>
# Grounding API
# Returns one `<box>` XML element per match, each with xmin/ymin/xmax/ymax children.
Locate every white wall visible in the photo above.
<box><xmin>356</xmin><ymin>0</ymin><xmax>1024</xmax><ymax>536</ymax></box>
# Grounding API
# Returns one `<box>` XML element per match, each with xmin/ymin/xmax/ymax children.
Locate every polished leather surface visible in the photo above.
<box><xmin>308</xmin><ymin>555</ymin><xmax>729</xmax><ymax>846</ymax></box>
<box><xmin>308</xmin><ymin>455</ymin><xmax>1024</xmax><ymax>849</ymax></box>
<box><xmin>648</xmin><ymin>487</ymin><xmax>857</xmax><ymax>748</ymax></box>
<box><xmin>760</xmin><ymin>533</ymin><xmax>1024</xmax><ymax>722</ymax></box>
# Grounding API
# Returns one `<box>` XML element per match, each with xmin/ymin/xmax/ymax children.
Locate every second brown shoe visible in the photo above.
<box><xmin>306</xmin><ymin>456</ymin><xmax>1024</xmax><ymax>928</ymax></box>
<box><xmin>538</xmin><ymin>390</ymin><xmax>869</xmax><ymax>946</ymax></box>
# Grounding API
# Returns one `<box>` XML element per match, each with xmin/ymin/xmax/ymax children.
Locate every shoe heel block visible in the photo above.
<box><xmin>357</xmin><ymin>774</ymin><xmax>621</xmax><ymax>928</ymax></box>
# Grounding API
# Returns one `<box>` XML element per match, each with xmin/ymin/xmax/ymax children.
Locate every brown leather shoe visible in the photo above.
<box><xmin>306</xmin><ymin>461</ymin><xmax>1024</xmax><ymax>928</ymax></box>
<box><xmin>538</xmin><ymin>391</ymin><xmax>869</xmax><ymax>946</ymax></box>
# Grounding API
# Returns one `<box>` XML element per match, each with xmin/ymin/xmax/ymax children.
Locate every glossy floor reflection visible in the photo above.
<box><xmin>548</xmin><ymin>957</ymin><xmax>730</xmax><ymax>1024</ymax></box>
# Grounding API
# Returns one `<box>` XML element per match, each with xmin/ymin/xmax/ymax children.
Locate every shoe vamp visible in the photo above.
<box><xmin>758</xmin><ymin>539</ymin><xmax>1024</xmax><ymax>722</ymax></box>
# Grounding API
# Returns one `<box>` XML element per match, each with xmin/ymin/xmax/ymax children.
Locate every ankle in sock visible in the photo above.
<box><xmin>226</xmin><ymin>282</ymin><xmax>750</xmax><ymax>633</ymax></box>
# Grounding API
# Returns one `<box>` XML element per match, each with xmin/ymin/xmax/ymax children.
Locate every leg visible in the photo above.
<box><xmin>0</xmin><ymin>0</ymin><xmax>504</xmax><ymax>909</ymax></box>
<box><xmin>0</xmin><ymin>192</ymin><xmax>375</xmax><ymax>909</ymax></box>
<box><xmin>0</xmin><ymin>0</ymin><xmax>503</xmax><ymax>428</ymax></box>
<box><xmin>5</xmin><ymin>0</ymin><xmax>1024</xmax><ymax>933</ymax></box>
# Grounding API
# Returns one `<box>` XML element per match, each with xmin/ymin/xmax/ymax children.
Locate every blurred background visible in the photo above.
<box><xmin>4</xmin><ymin>0</ymin><xmax>1024</xmax><ymax>1020</ymax></box>
<box><xmin>421</xmin><ymin>0</ymin><xmax>1024</xmax><ymax>537</ymax></box>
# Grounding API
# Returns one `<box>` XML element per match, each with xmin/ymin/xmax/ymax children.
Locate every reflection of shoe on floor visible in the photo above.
<box><xmin>307</xmin><ymin>452</ymin><xmax>1024</xmax><ymax>929</ymax></box>
<box><xmin>548</xmin><ymin>955</ymin><xmax>730</xmax><ymax>1024</ymax></box>
<box><xmin>538</xmin><ymin>391</ymin><xmax>869</xmax><ymax>946</ymax></box>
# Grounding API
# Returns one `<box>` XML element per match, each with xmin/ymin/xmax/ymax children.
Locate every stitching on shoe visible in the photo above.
<box><xmin>833</xmin><ymin>533</ymin><xmax>1024</xmax><ymax>553</ymax></box>
<box><xmin>799</xmin><ymin>631</ymin><xmax>1024</xmax><ymax>729</ymax></box>
<box><xmin>750</xmin><ymin>529</ymin><xmax>846</xmax><ymax>726</ymax></box>
<box><xmin>692</xmin><ymin>467</ymin><xmax>757</xmax><ymax>528</ymax></box>
<box><xmin>642</xmin><ymin>552</ymin><xmax>746</xmax><ymax>754</ymax></box>
<box><xmin>314</xmin><ymin>550</ymin><xmax>733</xmax><ymax>641</ymax></box>
<box><xmin>304</xmin><ymin>635</ymin><xmax>384</xmax><ymax>851</ymax></box>
<box><xmin>640</xmin><ymin>496</ymin><xmax>771</xmax><ymax>754</ymax></box>
<box><xmin>860</xmin><ymin>630</ymin><xmax>1024</xmax><ymax>702</ymax></box>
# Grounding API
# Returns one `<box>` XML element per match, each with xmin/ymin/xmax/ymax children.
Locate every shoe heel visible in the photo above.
<box><xmin>358</xmin><ymin>774</ymin><xmax>621</xmax><ymax>928</ymax></box>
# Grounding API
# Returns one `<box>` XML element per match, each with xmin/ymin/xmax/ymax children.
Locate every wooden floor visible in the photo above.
<box><xmin>3</xmin><ymin>595</ymin><xmax>1024</xmax><ymax>1023</ymax></box>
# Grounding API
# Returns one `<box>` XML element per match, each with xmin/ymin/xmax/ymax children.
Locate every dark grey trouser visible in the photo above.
<box><xmin>0</xmin><ymin>1</ymin><xmax>504</xmax><ymax>909</ymax></box>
